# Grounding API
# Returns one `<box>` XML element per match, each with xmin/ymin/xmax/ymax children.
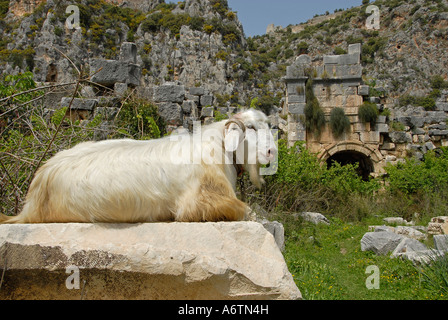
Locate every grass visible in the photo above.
<box><xmin>277</xmin><ymin>213</ymin><xmax>448</xmax><ymax>300</ymax></box>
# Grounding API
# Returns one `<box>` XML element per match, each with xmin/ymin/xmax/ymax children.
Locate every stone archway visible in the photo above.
<box><xmin>319</xmin><ymin>141</ymin><xmax>384</xmax><ymax>179</ymax></box>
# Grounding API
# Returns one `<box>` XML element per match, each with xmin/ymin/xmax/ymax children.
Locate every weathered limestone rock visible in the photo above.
<box><xmin>60</xmin><ymin>97</ymin><xmax>98</xmax><ymax>111</ymax></box>
<box><xmin>0</xmin><ymin>222</ymin><xmax>301</xmax><ymax>300</ymax></box>
<box><xmin>90</xmin><ymin>59</ymin><xmax>141</xmax><ymax>86</ymax></box>
<box><xmin>294</xmin><ymin>212</ymin><xmax>330</xmax><ymax>225</ymax></box>
<box><xmin>395</xmin><ymin>226</ymin><xmax>427</xmax><ymax>241</ymax></box>
<box><xmin>391</xmin><ymin>237</ymin><xmax>428</xmax><ymax>258</ymax></box>
<box><xmin>259</xmin><ymin>219</ymin><xmax>285</xmax><ymax>252</ymax></box>
<box><xmin>433</xmin><ymin>235</ymin><xmax>448</xmax><ymax>252</ymax></box>
<box><xmin>427</xmin><ymin>216</ymin><xmax>448</xmax><ymax>235</ymax></box>
<box><xmin>361</xmin><ymin>232</ymin><xmax>405</xmax><ymax>255</ymax></box>
<box><xmin>153</xmin><ymin>83</ymin><xmax>186</xmax><ymax>103</ymax></box>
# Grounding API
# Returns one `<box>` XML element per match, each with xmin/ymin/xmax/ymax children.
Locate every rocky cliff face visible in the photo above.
<box><xmin>0</xmin><ymin>0</ymin><xmax>249</xmax><ymax>103</ymax></box>
<box><xmin>0</xmin><ymin>0</ymin><xmax>447</xmax><ymax>111</ymax></box>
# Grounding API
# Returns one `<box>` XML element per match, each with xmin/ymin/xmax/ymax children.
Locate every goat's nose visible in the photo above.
<box><xmin>267</xmin><ymin>148</ymin><xmax>277</xmax><ymax>158</ymax></box>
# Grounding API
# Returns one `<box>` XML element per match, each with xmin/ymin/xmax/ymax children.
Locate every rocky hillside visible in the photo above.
<box><xmin>0</xmin><ymin>0</ymin><xmax>447</xmax><ymax>112</ymax></box>
<box><xmin>248</xmin><ymin>0</ymin><xmax>448</xmax><ymax>107</ymax></box>
<box><xmin>0</xmin><ymin>0</ymin><xmax>251</xmax><ymax>103</ymax></box>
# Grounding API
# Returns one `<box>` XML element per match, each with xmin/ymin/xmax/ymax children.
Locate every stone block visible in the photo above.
<box><xmin>410</xmin><ymin>116</ymin><xmax>425</xmax><ymax>128</ymax></box>
<box><xmin>181</xmin><ymin>100</ymin><xmax>196</xmax><ymax>114</ymax></box>
<box><xmin>348</xmin><ymin>43</ymin><xmax>362</xmax><ymax>54</ymax></box>
<box><xmin>429</xmin><ymin>123</ymin><xmax>447</xmax><ymax>130</ymax></box>
<box><xmin>216</xmin><ymin>107</ymin><xmax>229</xmax><ymax>115</ymax></box>
<box><xmin>157</xmin><ymin>102</ymin><xmax>183</xmax><ymax>126</ymax></box>
<box><xmin>323</xmin><ymin>53</ymin><xmax>360</xmax><ymax>65</ymax></box>
<box><xmin>0</xmin><ymin>223</ymin><xmax>301</xmax><ymax>300</ymax></box>
<box><xmin>185</xmin><ymin>94</ymin><xmax>200</xmax><ymax>104</ymax></box>
<box><xmin>323</xmin><ymin>55</ymin><xmax>340</xmax><ymax>65</ymax></box>
<box><xmin>369</xmin><ymin>97</ymin><xmax>380</xmax><ymax>104</ymax></box>
<box><xmin>360</xmin><ymin>131</ymin><xmax>380</xmax><ymax>144</ymax></box>
<box><xmin>380</xmin><ymin>142</ymin><xmax>396</xmax><ymax>151</ymax></box>
<box><xmin>96</xmin><ymin>96</ymin><xmax>121</xmax><ymax>108</ymax></box>
<box><xmin>135</xmin><ymin>86</ymin><xmax>154</xmax><ymax>101</ymax></box>
<box><xmin>60</xmin><ymin>97</ymin><xmax>98</xmax><ymax>111</ymax></box>
<box><xmin>429</xmin><ymin>129</ymin><xmax>448</xmax><ymax>137</ymax></box>
<box><xmin>288</xmin><ymin>95</ymin><xmax>306</xmax><ymax>103</ymax></box>
<box><xmin>428</xmin><ymin>216</ymin><xmax>448</xmax><ymax>235</ymax></box>
<box><xmin>295</xmin><ymin>54</ymin><xmax>311</xmax><ymax>65</ymax></box>
<box><xmin>358</xmin><ymin>85</ymin><xmax>370</xmax><ymax>96</ymax></box>
<box><xmin>289</xmin><ymin>103</ymin><xmax>306</xmax><ymax>115</ymax></box>
<box><xmin>90</xmin><ymin>59</ymin><xmax>141</xmax><ymax>86</ymax></box>
<box><xmin>377</xmin><ymin>115</ymin><xmax>387</xmax><ymax>124</ymax></box>
<box><xmin>361</xmin><ymin>232</ymin><xmax>405</xmax><ymax>255</ymax></box>
<box><xmin>395</xmin><ymin>226</ymin><xmax>427</xmax><ymax>241</ymax></box>
<box><xmin>114</xmin><ymin>82</ymin><xmax>128</xmax><ymax>97</ymax></box>
<box><xmin>153</xmin><ymin>83</ymin><xmax>185</xmax><ymax>103</ymax></box>
<box><xmin>200</xmin><ymin>95</ymin><xmax>214</xmax><ymax>107</ymax></box>
<box><xmin>201</xmin><ymin>107</ymin><xmax>214</xmax><ymax>118</ymax></box>
<box><xmin>375</xmin><ymin>123</ymin><xmax>389</xmax><ymax>133</ymax></box>
<box><xmin>390</xmin><ymin>131</ymin><xmax>412</xmax><ymax>144</ymax></box>
<box><xmin>119</xmin><ymin>42</ymin><xmax>137</xmax><ymax>64</ymax></box>
<box><xmin>189</xmin><ymin>87</ymin><xmax>205</xmax><ymax>96</ymax></box>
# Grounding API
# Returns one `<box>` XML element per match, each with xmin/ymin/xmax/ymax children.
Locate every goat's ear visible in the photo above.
<box><xmin>224</xmin><ymin>124</ymin><xmax>244</xmax><ymax>152</ymax></box>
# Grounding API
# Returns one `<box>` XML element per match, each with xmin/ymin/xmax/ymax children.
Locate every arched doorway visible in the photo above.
<box><xmin>319</xmin><ymin>142</ymin><xmax>383</xmax><ymax>180</ymax></box>
<box><xmin>326</xmin><ymin>150</ymin><xmax>374</xmax><ymax>181</ymax></box>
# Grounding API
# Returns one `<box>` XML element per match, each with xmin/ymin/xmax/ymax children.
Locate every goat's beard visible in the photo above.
<box><xmin>245</xmin><ymin>163</ymin><xmax>265</xmax><ymax>189</ymax></box>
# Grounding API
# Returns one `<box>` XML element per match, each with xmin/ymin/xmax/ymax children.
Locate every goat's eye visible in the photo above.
<box><xmin>247</xmin><ymin>124</ymin><xmax>255</xmax><ymax>130</ymax></box>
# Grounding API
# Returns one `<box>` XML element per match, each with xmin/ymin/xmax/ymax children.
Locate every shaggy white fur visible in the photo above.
<box><xmin>0</xmin><ymin>109</ymin><xmax>276</xmax><ymax>223</ymax></box>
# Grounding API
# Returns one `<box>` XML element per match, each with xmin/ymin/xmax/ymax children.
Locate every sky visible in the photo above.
<box><xmin>226</xmin><ymin>0</ymin><xmax>363</xmax><ymax>37</ymax></box>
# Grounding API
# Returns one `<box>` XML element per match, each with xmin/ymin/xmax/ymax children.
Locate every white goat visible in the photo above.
<box><xmin>0</xmin><ymin>109</ymin><xmax>277</xmax><ymax>223</ymax></box>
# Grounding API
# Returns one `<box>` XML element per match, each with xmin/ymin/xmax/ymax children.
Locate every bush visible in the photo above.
<box><xmin>246</xmin><ymin>141</ymin><xmax>380</xmax><ymax>218</ymax></box>
<box><xmin>304</xmin><ymin>79</ymin><xmax>325</xmax><ymax>137</ymax></box>
<box><xmin>430</xmin><ymin>75</ymin><xmax>448</xmax><ymax>90</ymax></box>
<box><xmin>399</xmin><ymin>94</ymin><xmax>436</xmax><ymax>111</ymax></box>
<box><xmin>330</xmin><ymin>107</ymin><xmax>350</xmax><ymax>138</ymax></box>
<box><xmin>0</xmin><ymin>0</ymin><xmax>9</xmax><ymax>19</ymax></box>
<box><xmin>114</xmin><ymin>99</ymin><xmax>165</xmax><ymax>140</ymax></box>
<box><xmin>358</xmin><ymin>101</ymin><xmax>379</xmax><ymax>125</ymax></box>
<box><xmin>385</xmin><ymin>148</ymin><xmax>448</xmax><ymax>195</ymax></box>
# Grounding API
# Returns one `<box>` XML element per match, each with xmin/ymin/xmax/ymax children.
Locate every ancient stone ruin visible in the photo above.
<box><xmin>282</xmin><ymin>43</ymin><xmax>448</xmax><ymax>179</ymax></box>
<box><xmin>54</xmin><ymin>41</ymin><xmax>448</xmax><ymax>180</ymax></box>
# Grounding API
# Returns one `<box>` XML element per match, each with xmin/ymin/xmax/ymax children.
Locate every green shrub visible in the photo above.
<box><xmin>399</xmin><ymin>95</ymin><xmax>436</xmax><ymax>111</ymax></box>
<box><xmin>330</xmin><ymin>107</ymin><xmax>350</xmax><ymax>138</ymax></box>
<box><xmin>361</xmin><ymin>37</ymin><xmax>388</xmax><ymax>64</ymax></box>
<box><xmin>333</xmin><ymin>47</ymin><xmax>347</xmax><ymax>55</ymax></box>
<box><xmin>114</xmin><ymin>99</ymin><xmax>165</xmax><ymax>140</ymax></box>
<box><xmin>430</xmin><ymin>75</ymin><xmax>448</xmax><ymax>90</ymax></box>
<box><xmin>358</xmin><ymin>101</ymin><xmax>379</xmax><ymax>125</ymax></box>
<box><xmin>0</xmin><ymin>0</ymin><xmax>9</xmax><ymax>19</ymax></box>
<box><xmin>385</xmin><ymin>148</ymin><xmax>448</xmax><ymax>195</ymax></box>
<box><xmin>304</xmin><ymin>79</ymin><xmax>325</xmax><ymax>137</ymax></box>
<box><xmin>297</xmin><ymin>41</ymin><xmax>309</xmax><ymax>54</ymax></box>
<box><xmin>251</xmin><ymin>141</ymin><xmax>380</xmax><ymax>216</ymax></box>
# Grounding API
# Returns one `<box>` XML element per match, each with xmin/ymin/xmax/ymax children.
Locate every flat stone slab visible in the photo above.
<box><xmin>0</xmin><ymin>222</ymin><xmax>301</xmax><ymax>300</ymax></box>
<box><xmin>361</xmin><ymin>232</ymin><xmax>405</xmax><ymax>255</ymax></box>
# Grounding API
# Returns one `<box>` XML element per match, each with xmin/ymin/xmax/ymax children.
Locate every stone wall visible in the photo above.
<box><xmin>283</xmin><ymin>43</ymin><xmax>448</xmax><ymax>177</ymax></box>
<box><xmin>51</xmin><ymin>42</ymin><xmax>236</xmax><ymax>135</ymax></box>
